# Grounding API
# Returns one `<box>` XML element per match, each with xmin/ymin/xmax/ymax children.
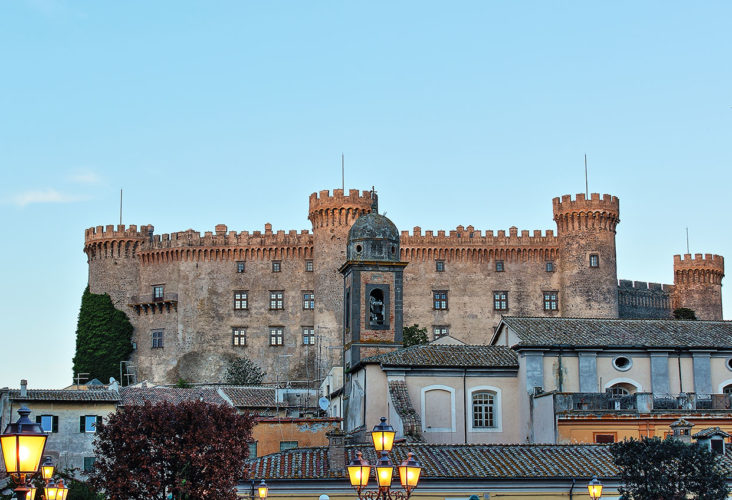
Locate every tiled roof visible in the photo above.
<box><xmin>248</xmin><ymin>443</ymin><xmax>627</xmax><ymax>480</ymax></box>
<box><xmin>8</xmin><ymin>390</ymin><xmax>120</xmax><ymax>402</ymax></box>
<box><xmin>500</xmin><ymin>317</ymin><xmax>732</xmax><ymax>348</ymax></box>
<box><xmin>694</xmin><ymin>427</ymin><xmax>731</xmax><ymax>439</ymax></box>
<box><xmin>388</xmin><ymin>381</ymin><xmax>422</xmax><ymax>439</ymax></box>
<box><xmin>119</xmin><ymin>387</ymin><xmax>228</xmax><ymax>406</ymax></box>
<box><xmin>363</xmin><ymin>344</ymin><xmax>518</xmax><ymax>368</ymax></box>
<box><xmin>220</xmin><ymin>387</ymin><xmax>277</xmax><ymax>408</ymax></box>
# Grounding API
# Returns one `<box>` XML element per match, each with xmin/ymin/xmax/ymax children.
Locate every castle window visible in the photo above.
<box><xmin>234</xmin><ymin>291</ymin><xmax>248</xmax><ymax>310</ymax></box>
<box><xmin>436</xmin><ymin>260</ymin><xmax>445</xmax><ymax>272</ymax></box>
<box><xmin>472</xmin><ymin>391</ymin><xmax>496</xmax><ymax>428</ymax></box>
<box><xmin>236</xmin><ymin>261</ymin><xmax>246</xmax><ymax>273</ymax></box>
<box><xmin>36</xmin><ymin>415</ymin><xmax>58</xmax><ymax>433</ymax></box>
<box><xmin>433</xmin><ymin>326</ymin><xmax>449</xmax><ymax>339</ymax></box>
<box><xmin>272</xmin><ymin>261</ymin><xmax>281</xmax><ymax>272</ymax></box>
<box><xmin>269</xmin><ymin>326</ymin><xmax>284</xmax><ymax>346</ymax></box>
<box><xmin>612</xmin><ymin>356</ymin><xmax>632</xmax><ymax>371</ymax></box>
<box><xmin>232</xmin><ymin>327</ymin><xmax>247</xmax><ymax>346</ymax></box>
<box><xmin>493</xmin><ymin>291</ymin><xmax>508</xmax><ymax>311</ymax></box>
<box><xmin>433</xmin><ymin>291</ymin><xmax>448</xmax><ymax>310</ymax></box>
<box><xmin>594</xmin><ymin>433</ymin><xmax>616</xmax><ymax>443</ymax></box>
<box><xmin>545</xmin><ymin>261</ymin><xmax>554</xmax><ymax>272</ymax></box>
<box><xmin>248</xmin><ymin>441</ymin><xmax>258</xmax><ymax>458</ymax></box>
<box><xmin>303</xmin><ymin>292</ymin><xmax>315</xmax><ymax>310</ymax></box>
<box><xmin>589</xmin><ymin>254</ymin><xmax>599</xmax><ymax>268</ymax></box>
<box><xmin>723</xmin><ymin>384</ymin><xmax>732</xmax><ymax>395</ymax></box>
<box><xmin>302</xmin><ymin>327</ymin><xmax>315</xmax><ymax>345</ymax></box>
<box><xmin>608</xmin><ymin>383</ymin><xmax>633</xmax><ymax>397</ymax></box>
<box><xmin>280</xmin><ymin>440</ymin><xmax>298</xmax><ymax>451</ymax></box>
<box><xmin>369</xmin><ymin>289</ymin><xmax>385</xmax><ymax>325</ymax></box>
<box><xmin>152</xmin><ymin>329</ymin><xmax>164</xmax><ymax>348</ymax></box>
<box><xmin>83</xmin><ymin>456</ymin><xmax>96</xmax><ymax>472</ymax></box>
<box><xmin>81</xmin><ymin>415</ymin><xmax>100</xmax><ymax>433</ymax></box>
<box><xmin>495</xmin><ymin>261</ymin><xmax>504</xmax><ymax>272</ymax></box>
<box><xmin>270</xmin><ymin>291</ymin><xmax>284</xmax><ymax>310</ymax></box>
<box><xmin>153</xmin><ymin>285</ymin><xmax>164</xmax><ymax>301</ymax></box>
<box><xmin>543</xmin><ymin>291</ymin><xmax>558</xmax><ymax>311</ymax></box>
<box><xmin>305</xmin><ymin>260</ymin><xmax>313</xmax><ymax>272</ymax></box>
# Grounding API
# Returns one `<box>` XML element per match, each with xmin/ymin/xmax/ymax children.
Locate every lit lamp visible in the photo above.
<box><xmin>588</xmin><ymin>476</ymin><xmax>603</xmax><ymax>500</ymax></box>
<box><xmin>398</xmin><ymin>452</ymin><xmax>422</xmax><ymax>495</ymax></box>
<box><xmin>347</xmin><ymin>450</ymin><xmax>372</xmax><ymax>495</ymax></box>
<box><xmin>0</xmin><ymin>406</ymin><xmax>48</xmax><ymax>500</ymax></box>
<box><xmin>257</xmin><ymin>479</ymin><xmax>268</xmax><ymax>499</ymax></box>
<box><xmin>375</xmin><ymin>452</ymin><xmax>394</xmax><ymax>491</ymax></box>
<box><xmin>45</xmin><ymin>479</ymin><xmax>60</xmax><ymax>500</ymax></box>
<box><xmin>41</xmin><ymin>456</ymin><xmax>55</xmax><ymax>481</ymax></box>
<box><xmin>27</xmin><ymin>486</ymin><xmax>37</xmax><ymax>499</ymax></box>
<box><xmin>371</xmin><ymin>417</ymin><xmax>396</xmax><ymax>453</ymax></box>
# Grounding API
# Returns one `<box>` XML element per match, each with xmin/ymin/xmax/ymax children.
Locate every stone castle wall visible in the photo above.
<box><xmin>84</xmin><ymin>190</ymin><xmax>725</xmax><ymax>384</ymax></box>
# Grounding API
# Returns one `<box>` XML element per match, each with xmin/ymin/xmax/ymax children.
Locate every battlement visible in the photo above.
<box><xmin>673</xmin><ymin>253</ymin><xmax>725</xmax><ymax>273</ymax></box>
<box><xmin>618</xmin><ymin>279</ymin><xmax>674</xmax><ymax>293</ymax></box>
<box><xmin>308</xmin><ymin>189</ymin><xmax>375</xmax><ymax>212</ymax></box>
<box><xmin>400</xmin><ymin>225</ymin><xmax>557</xmax><ymax>247</ymax></box>
<box><xmin>84</xmin><ymin>224</ymin><xmax>152</xmax><ymax>243</ymax></box>
<box><xmin>552</xmin><ymin>193</ymin><xmax>619</xmax><ymax>216</ymax></box>
<box><xmin>143</xmin><ymin>223</ymin><xmax>313</xmax><ymax>250</ymax></box>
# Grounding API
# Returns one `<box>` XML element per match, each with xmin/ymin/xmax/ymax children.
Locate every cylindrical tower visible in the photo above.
<box><xmin>672</xmin><ymin>253</ymin><xmax>725</xmax><ymax>320</ymax></box>
<box><xmin>308</xmin><ymin>189</ymin><xmax>374</xmax><ymax>362</ymax></box>
<box><xmin>84</xmin><ymin>224</ymin><xmax>149</xmax><ymax>309</ymax></box>
<box><xmin>553</xmin><ymin>193</ymin><xmax>620</xmax><ymax>318</ymax></box>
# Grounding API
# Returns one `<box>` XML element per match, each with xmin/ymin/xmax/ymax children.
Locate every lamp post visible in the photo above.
<box><xmin>347</xmin><ymin>417</ymin><xmax>421</xmax><ymax>500</ymax></box>
<box><xmin>249</xmin><ymin>478</ymin><xmax>268</xmax><ymax>499</ymax></box>
<box><xmin>0</xmin><ymin>406</ymin><xmax>48</xmax><ymax>500</ymax></box>
<box><xmin>587</xmin><ymin>476</ymin><xmax>603</xmax><ymax>500</ymax></box>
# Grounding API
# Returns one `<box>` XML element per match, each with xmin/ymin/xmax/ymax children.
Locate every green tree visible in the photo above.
<box><xmin>673</xmin><ymin>307</ymin><xmax>697</xmax><ymax>320</ymax></box>
<box><xmin>611</xmin><ymin>436</ymin><xmax>729</xmax><ymax>500</ymax></box>
<box><xmin>72</xmin><ymin>286</ymin><xmax>134</xmax><ymax>384</ymax></box>
<box><xmin>402</xmin><ymin>324</ymin><xmax>429</xmax><ymax>347</ymax></box>
<box><xmin>224</xmin><ymin>357</ymin><xmax>266</xmax><ymax>385</ymax></box>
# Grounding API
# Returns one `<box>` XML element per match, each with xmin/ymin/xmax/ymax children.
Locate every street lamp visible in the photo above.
<box><xmin>347</xmin><ymin>417</ymin><xmax>421</xmax><ymax>499</ymax></box>
<box><xmin>0</xmin><ymin>406</ymin><xmax>48</xmax><ymax>500</ymax></box>
<box><xmin>41</xmin><ymin>456</ymin><xmax>55</xmax><ymax>481</ymax></box>
<box><xmin>588</xmin><ymin>476</ymin><xmax>603</xmax><ymax>499</ymax></box>
<box><xmin>249</xmin><ymin>478</ymin><xmax>268</xmax><ymax>499</ymax></box>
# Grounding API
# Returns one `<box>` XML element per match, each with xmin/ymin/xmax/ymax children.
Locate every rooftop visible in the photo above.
<box><xmin>362</xmin><ymin>344</ymin><xmax>518</xmax><ymax>368</ymax></box>
<box><xmin>7</xmin><ymin>389</ymin><xmax>120</xmax><ymax>402</ymax></box>
<box><xmin>499</xmin><ymin>317</ymin><xmax>732</xmax><ymax>349</ymax></box>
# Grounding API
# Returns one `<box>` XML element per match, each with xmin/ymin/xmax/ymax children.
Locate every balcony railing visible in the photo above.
<box><xmin>128</xmin><ymin>293</ymin><xmax>178</xmax><ymax>315</ymax></box>
<box><xmin>550</xmin><ymin>391</ymin><xmax>732</xmax><ymax>413</ymax></box>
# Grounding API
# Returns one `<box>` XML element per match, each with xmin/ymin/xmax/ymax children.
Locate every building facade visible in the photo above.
<box><xmin>84</xmin><ymin>188</ymin><xmax>724</xmax><ymax>384</ymax></box>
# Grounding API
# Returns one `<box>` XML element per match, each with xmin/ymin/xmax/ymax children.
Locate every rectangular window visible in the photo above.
<box><xmin>236</xmin><ymin>261</ymin><xmax>246</xmax><ymax>273</ymax></box>
<box><xmin>270</xmin><ymin>291</ymin><xmax>284</xmax><ymax>310</ymax></box>
<box><xmin>472</xmin><ymin>392</ymin><xmax>496</xmax><ymax>428</ymax></box>
<box><xmin>269</xmin><ymin>327</ymin><xmax>284</xmax><ymax>346</ymax></box>
<box><xmin>303</xmin><ymin>291</ymin><xmax>315</xmax><ymax>310</ymax></box>
<box><xmin>280</xmin><ymin>440</ymin><xmax>298</xmax><ymax>451</ymax></box>
<box><xmin>80</xmin><ymin>415</ymin><xmax>100</xmax><ymax>433</ymax></box>
<box><xmin>37</xmin><ymin>415</ymin><xmax>58</xmax><ymax>433</ymax></box>
<box><xmin>272</xmin><ymin>261</ymin><xmax>281</xmax><ymax>272</ymax></box>
<box><xmin>433</xmin><ymin>326</ymin><xmax>449</xmax><ymax>339</ymax></box>
<box><xmin>495</xmin><ymin>260</ymin><xmax>504</xmax><ymax>272</ymax></box>
<box><xmin>589</xmin><ymin>254</ymin><xmax>600</xmax><ymax>268</ymax></box>
<box><xmin>305</xmin><ymin>260</ymin><xmax>313</xmax><ymax>272</ymax></box>
<box><xmin>152</xmin><ymin>329</ymin><xmax>164</xmax><ymax>348</ymax></box>
<box><xmin>232</xmin><ymin>327</ymin><xmax>247</xmax><ymax>346</ymax></box>
<box><xmin>248</xmin><ymin>441</ymin><xmax>258</xmax><ymax>458</ymax></box>
<box><xmin>83</xmin><ymin>457</ymin><xmax>96</xmax><ymax>472</ymax></box>
<box><xmin>435</xmin><ymin>260</ymin><xmax>445</xmax><ymax>272</ymax></box>
<box><xmin>594</xmin><ymin>433</ymin><xmax>616</xmax><ymax>444</ymax></box>
<box><xmin>493</xmin><ymin>291</ymin><xmax>508</xmax><ymax>311</ymax></box>
<box><xmin>433</xmin><ymin>291</ymin><xmax>448</xmax><ymax>310</ymax></box>
<box><xmin>234</xmin><ymin>291</ymin><xmax>248</xmax><ymax>310</ymax></box>
<box><xmin>545</xmin><ymin>261</ymin><xmax>554</xmax><ymax>272</ymax></box>
<box><xmin>302</xmin><ymin>327</ymin><xmax>315</xmax><ymax>345</ymax></box>
<box><xmin>153</xmin><ymin>285</ymin><xmax>164</xmax><ymax>301</ymax></box>
<box><xmin>543</xmin><ymin>291</ymin><xmax>558</xmax><ymax>311</ymax></box>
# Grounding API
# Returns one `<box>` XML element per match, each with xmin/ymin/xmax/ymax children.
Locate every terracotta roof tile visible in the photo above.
<box><xmin>119</xmin><ymin>387</ymin><xmax>227</xmax><ymax>406</ymax></box>
<box><xmin>363</xmin><ymin>345</ymin><xmax>518</xmax><ymax>368</ymax></box>
<box><xmin>220</xmin><ymin>387</ymin><xmax>277</xmax><ymax>408</ymax></box>
<box><xmin>501</xmin><ymin>317</ymin><xmax>732</xmax><ymax>348</ymax></box>
<box><xmin>388</xmin><ymin>381</ymin><xmax>422</xmax><ymax>439</ymax></box>
<box><xmin>8</xmin><ymin>390</ymin><xmax>120</xmax><ymax>402</ymax></box>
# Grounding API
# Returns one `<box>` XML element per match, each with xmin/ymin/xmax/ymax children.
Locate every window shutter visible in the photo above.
<box><xmin>52</xmin><ymin>416</ymin><xmax>59</xmax><ymax>433</ymax></box>
<box><xmin>96</xmin><ymin>415</ymin><xmax>102</xmax><ymax>432</ymax></box>
<box><xmin>36</xmin><ymin>416</ymin><xmax>41</xmax><ymax>424</ymax></box>
<box><xmin>80</xmin><ymin>416</ymin><xmax>85</xmax><ymax>433</ymax></box>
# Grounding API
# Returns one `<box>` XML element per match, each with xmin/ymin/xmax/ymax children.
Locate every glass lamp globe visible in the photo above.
<box><xmin>0</xmin><ymin>406</ymin><xmax>48</xmax><ymax>479</ymax></box>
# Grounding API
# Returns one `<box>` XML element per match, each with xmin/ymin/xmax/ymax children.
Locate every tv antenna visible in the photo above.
<box><xmin>341</xmin><ymin>153</ymin><xmax>345</xmax><ymax>191</ymax></box>
<box><xmin>686</xmin><ymin>227</ymin><xmax>690</xmax><ymax>254</ymax></box>
<box><xmin>584</xmin><ymin>154</ymin><xmax>589</xmax><ymax>197</ymax></box>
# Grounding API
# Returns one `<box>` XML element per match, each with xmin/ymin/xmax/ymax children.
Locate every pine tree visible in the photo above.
<box><xmin>72</xmin><ymin>286</ymin><xmax>134</xmax><ymax>384</ymax></box>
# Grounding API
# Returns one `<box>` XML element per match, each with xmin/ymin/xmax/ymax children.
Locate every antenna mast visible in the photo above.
<box><xmin>341</xmin><ymin>153</ymin><xmax>345</xmax><ymax>191</ymax></box>
<box><xmin>686</xmin><ymin>227</ymin><xmax>690</xmax><ymax>254</ymax></box>
<box><xmin>120</xmin><ymin>189</ymin><xmax>123</xmax><ymax>225</ymax></box>
<box><xmin>584</xmin><ymin>154</ymin><xmax>589</xmax><ymax>197</ymax></box>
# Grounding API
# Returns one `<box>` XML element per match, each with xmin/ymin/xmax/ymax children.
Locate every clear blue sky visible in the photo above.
<box><xmin>1</xmin><ymin>1</ymin><xmax>730</xmax><ymax>389</ymax></box>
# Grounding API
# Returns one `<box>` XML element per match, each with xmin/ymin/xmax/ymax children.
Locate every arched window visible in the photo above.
<box><xmin>608</xmin><ymin>383</ymin><xmax>636</xmax><ymax>397</ymax></box>
<box><xmin>472</xmin><ymin>391</ymin><xmax>497</xmax><ymax>428</ymax></box>
<box><xmin>723</xmin><ymin>384</ymin><xmax>732</xmax><ymax>396</ymax></box>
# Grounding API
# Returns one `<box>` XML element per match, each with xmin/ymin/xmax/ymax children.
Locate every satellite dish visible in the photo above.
<box><xmin>318</xmin><ymin>397</ymin><xmax>330</xmax><ymax>411</ymax></box>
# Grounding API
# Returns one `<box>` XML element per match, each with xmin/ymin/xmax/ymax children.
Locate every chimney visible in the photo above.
<box><xmin>20</xmin><ymin>379</ymin><xmax>27</xmax><ymax>398</ymax></box>
<box><xmin>327</xmin><ymin>430</ymin><xmax>346</xmax><ymax>473</ymax></box>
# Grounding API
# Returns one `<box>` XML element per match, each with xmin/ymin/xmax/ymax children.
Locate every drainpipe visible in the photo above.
<box><xmin>569</xmin><ymin>478</ymin><xmax>576</xmax><ymax>500</ymax></box>
<box><xmin>463</xmin><ymin>369</ymin><xmax>467</xmax><ymax>444</ymax></box>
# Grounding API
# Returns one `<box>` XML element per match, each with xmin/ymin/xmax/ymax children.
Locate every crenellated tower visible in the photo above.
<box><xmin>308</xmin><ymin>189</ymin><xmax>374</xmax><ymax>355</ymax></box>
<box><xmin>672</xmin><ymin>253</ymin><xmax>725</xmax><ymax>320</ymax></box>
<box><xmin>84</xmin><ymin>224</ymin><xmax>150</xmax><ymax>308</ymax></box>
<box><xmin>553</xmin><ymin>193</ymin><xmax>620</xmax><ymax>318</ymax></box>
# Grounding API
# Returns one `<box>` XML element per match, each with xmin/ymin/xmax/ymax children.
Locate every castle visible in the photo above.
<box><xmin>84</xmin><ymin>188</ymin><xmax>724</xmax><ymax>384</ymax></box>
